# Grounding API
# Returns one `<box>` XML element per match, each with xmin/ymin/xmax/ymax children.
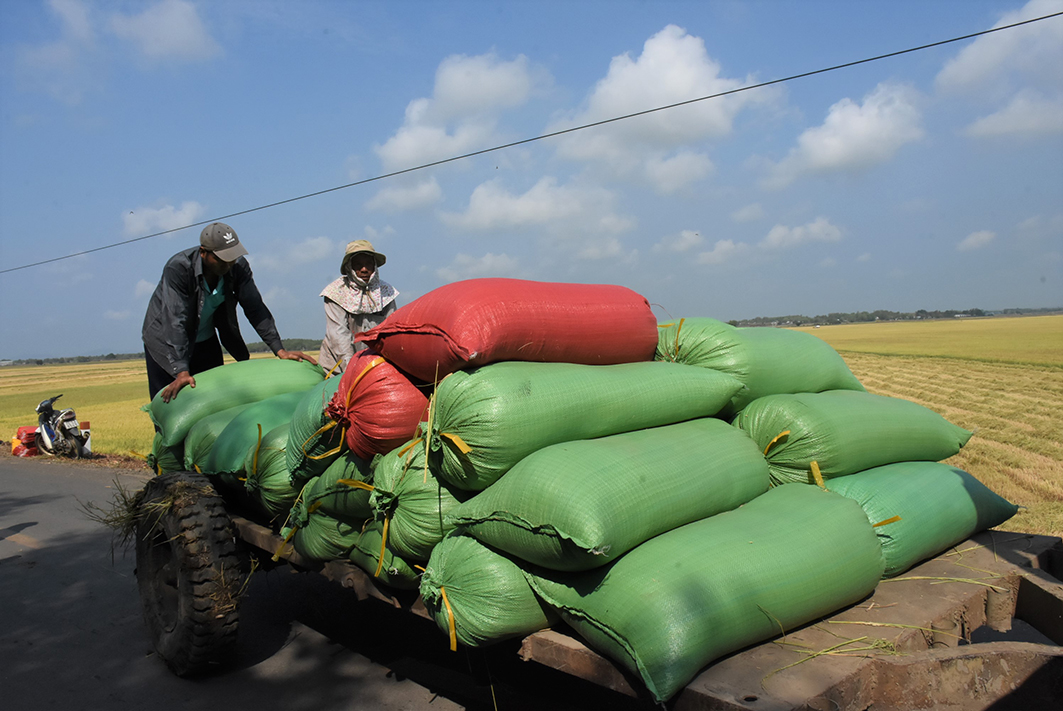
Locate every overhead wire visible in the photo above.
<box><xmin>3</xmin><ymin>9</ymin><xmax>1060</xmax><ymax>276</ymax></box>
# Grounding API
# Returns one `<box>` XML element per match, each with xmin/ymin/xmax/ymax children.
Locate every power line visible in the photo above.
<box><xmin>3</xmin><ymin>10</ymin><xmax>1060</xmax><ymax>275</ymax></box>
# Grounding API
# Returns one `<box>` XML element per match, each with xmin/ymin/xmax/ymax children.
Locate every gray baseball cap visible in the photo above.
<box><xmin>200</xmin><ymin>222</ymin><xmax>248</xmax><ymax>262</ymax></box>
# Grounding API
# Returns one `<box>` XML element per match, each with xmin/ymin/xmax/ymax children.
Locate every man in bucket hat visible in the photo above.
<box><xmin>318</xmin><ymin>239</ymin><xmax>398</xmax><ymax>373</ymax></box>
<box><xmin>142</xmin><ymin>222</ymin><xmax>316</xmax><ymax>402</ymax></box>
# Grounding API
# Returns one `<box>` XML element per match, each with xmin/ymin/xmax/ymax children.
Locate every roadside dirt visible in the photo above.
<box><xmin>0</xmin><ymin>442</ymin><xmax>149</xmax><ymax>471</ymax></box>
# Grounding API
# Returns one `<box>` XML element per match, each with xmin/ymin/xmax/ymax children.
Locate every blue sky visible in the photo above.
<box><xmin>1</xmin><ymin>0</ymin><xmax>1061</xmax><ymax>360</ymax></box>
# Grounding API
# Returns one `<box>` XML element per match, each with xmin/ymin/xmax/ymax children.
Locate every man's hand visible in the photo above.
<box><xmin>277</xmin><ymin>349</ymin><xmax>318</xmax><ymax>366</ymax></box>
<box><xmin>161</xmin><ymin>371</ymin><xmax>195</xmax><ymax>403</ymax></box>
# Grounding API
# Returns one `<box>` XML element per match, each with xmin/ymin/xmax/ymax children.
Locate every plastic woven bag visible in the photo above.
<box><xmin>204</xmin><ymin>389</ymin><xmax>306</xmax><ymax>475</ymax></box>
<box><xmin>369</xmin><ymin>439</ymin><xmax>469</xmax><ymax>562</ymax></box>
<box><xmin>420</xmin><ymin>530</ymin><xmax>557</xmax><ymax>648</ymax></box>
<box><xmin>286</xmin><ymin>375</ymin><xmax>345</xmax><ymax>486</ymax></box>
<box><xmin>146</xmin><ymin>358</ymin><xmax>324</xmax><ymax>447</ymax></box>
<box><xmin>325</xmin><ymin>350</ymin><xmax>429</xmax><ymax>460</ymax></box>
<box><xmin>826</xmin><ymin>461</ymin><xmax>1018</xmax><ymax>576</ymax></box>
<box><xmin>353</xmin><ymin>278</ymin><xmax>659</xmax><ymax>382</ymax></box>
<box><xmin>429</xmin><ymin>360</ymin><xmax>743</xmax><ymax>491</ymax></box>
<box><xmin>525</xmin><ymin>484</ymin><xmax>885</xmax><ymax>703</ymax></box>
<box><xmin>733</xmin><ymin>390</ymin><xmax>972</xmax><ymax>485</ymax></box>
<box><xmin>183</xmin><ymin>403</ymin><xmax>251</xmax><ymax>472</ymax></box>
<box><xmin>243</xmin><ymin>422</ymin><xmax>300</xmax><ymax>521</ymax></box>
<box><xmin>656</xmin><ymin>317</ymin><xmax>865</xmax><ymax>414</ymax></box>
<box><xmin>449</xmin><ymin>418</ymin><xmax>770</xmax><ymax>570</ymax></box>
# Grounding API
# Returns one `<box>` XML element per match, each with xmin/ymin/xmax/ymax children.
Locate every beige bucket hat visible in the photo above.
<box><xmin>341</xmin><ymin>239</ymin><xmax>386</xmax><ymax>274</ymax></box>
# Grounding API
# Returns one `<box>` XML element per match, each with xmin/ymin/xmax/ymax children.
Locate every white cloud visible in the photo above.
<box><xmin>440</xmin><ymin>177</ymin><xmax>627</xmax><ymax>233</ymax></box>
<box><xmin>697</xmin><ymin>239</ymin><xmax>749</xmax><ymax>265</ymax></box>
<box><xmin>644</xmin><ymin>151</ymin><xmax>714</xmax><ymax>194</ymax></box>
<box><xmin>123</xmin><ymin>201</ymin><xmax>205</xmax><ymax>236</ymax></box>
<box><xmin>964</xmin><ymin>90</ymin><xmax>1063</xmax><ymax>137</ymax></box>
<box><xmin>436</xmin><ymin>253</ymin><xmax>520</xmax><ymax>282</ymax></box>
<box><xmin>365</xmin><ymin>178</ymin><xmax>443</xmax><ymax>213</ymax></box>
<box><xmin>109</xmin><ymin>0</ymin><xmax>220</xmax><ymax>63</ymax></box>
<box><xmin>857</xmin><ymin>253</ymin><xmax>872</xmax><ymax>262</ymax></box>
<box><xmin>764</xmin><ymin>83</ymin><xmax>923</xmax><ymax>189</ymax></box>
<box><xmin>375</xmin><ymin>53</ymin><xmax>547</xmax><ymax>171</ymax></box>
<box><xmin>549</xmin><ymin>24</ymin><xmax>773</xmax><ymax>189</ymax></box>
<box><xmin>135</xmin><ymin>278</ymin><xmax>156</xmax><ymax>299</ymax></box>
<box><xmin>936</xmin><ymin>0</ymin><xmax>1063</xmax><ymax>97</ymax></box>
<box><xmin>576</xmin><ymin>238</ymin><xmax>638</xmax><ymax>262</ymax></box>
<box><xmin>103</xmin><ymin>310</ymin><xmax>129</xmax><ymax>321</ymax></box>
<box><xmin>731</xmin><ymin>203</ymin><xmax>764</xmax><ymax>223</ymax></box>
<box><xmin>760</xmin><ymin>217</ymin><xmax>843</xmax><ymax>249</ymax></box>
<box><xmin>957</xmin><ymin>230</ymin><xmax>996</xmax><ymax>251</ymax></box>
<box><xmin>654</xmin><ymin>229</ymin><xmax>704</xmax><ymax>253</ymax></box>
<box><xmin>253</xmin><ymin>236</ymin><xmax>335</xmax><ymax>271</ymax></box>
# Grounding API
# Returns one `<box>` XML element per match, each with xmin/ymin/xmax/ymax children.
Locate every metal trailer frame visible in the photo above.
<box><xmin>233</xmin><ymin>511</ymin><xmax>1063</xmax><ymax>711</ymax></box>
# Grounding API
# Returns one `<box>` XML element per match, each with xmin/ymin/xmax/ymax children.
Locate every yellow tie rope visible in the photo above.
<box><xmin>374</xmin><ymin>515</ymin><xmax>391</xmax><ymax>578</ymax></box>
<box><xmin>303</xmin><ymin>420</ymin><xmax>343</xmax><ymax>460</ymax></box>
<box><xmin>338</xmin><ymin>479</ymin><xmax>375</xmax><ymax>493</ymax></box>
<box><xmin>809</xmin><ymin>460</ymin><xmax>826</xmax><ymax>489</ymax></box>
<box><xmin>873</xmin><ymin>515</ymin><xmax>902</xmax><ymax>527</ymax></box>
<box><xmin>763</xmin><ymin>430</ymin><xmax>791</xmax><ymax>456</ymax></box>
<box><xmin>439</xmin><ymin>586</ymin><xmax>458</xmax><ymax>652</ymax></box>
<box><xmin>325</xmin><ymin>359</ymin><xmax>341</xmax><ymax>378</ymax></box>
<box><xmin>423</xmin><ymin>392</ymin><xmax>436</xmax><ymax>484</ymax></box>
<box><xmin>672</xmin><ymin>317</ymin><xmax>685</xmax><ymax>360</ymax></box>
<box><xmin>252</xmin><ymin>423</ymin><xmax>263</xmax><ymax>476</ymax></box>
<box><xmin>193</xmin><ymin>463</ymin><xmax>201</xmax><ymax>473</ymax></box>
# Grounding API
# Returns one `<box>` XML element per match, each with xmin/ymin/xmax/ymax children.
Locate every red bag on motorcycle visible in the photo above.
<box><xmin>352</xmin><ymin>278</ymin><xmax>659</xmax><ymax>383</ymax></box>
<box><xmin>325</xmin><ymin>350</ymin><xmax>429</xmax><ymax>460</ymax></box>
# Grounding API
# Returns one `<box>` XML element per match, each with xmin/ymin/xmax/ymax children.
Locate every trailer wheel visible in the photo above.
<box><xmin>135</xmin><ymin>471</ymin><xmax>241</xmax><ymax>676</ymax></box>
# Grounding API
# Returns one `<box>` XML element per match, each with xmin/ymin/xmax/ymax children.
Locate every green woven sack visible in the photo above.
<box><xmin>301</xmin><ymin>451</ymin><xmax>374</xmax><ymax>524</ymax></box>
<box><xmin>282</xmin><ymin>498</ymin><xmax>363</xmax><ymax>563</ymax></box>
<box><xmin>826</xmin><ymin>462</ymin><xmax>1018</xmax><ymax>577</ymax></box>
<box><xmin>286</xmin><ymin>375</ymin><xmax>346</xmax><ymax>486</ymax></box>
<box><xmin>243</xmin><ymin>422</ymin><xmax>300</xmax><ymax>522</ymax></box>
<box><xmin>146</xmin><ymin>358</ymin><xmax>325</xmax><ymax>447</ymax></box>
<box><xmin>147</xmin><ymin>431</ymin><xmax>184</xmax><ymax>475</ymax></box>
<box><xmin>205</xmin><ymin>390</ymin><xmax>306</xmax><ymax>475</ymax></box>
<box><xmin>183</xmin><ymin>403</ymin><xmax>251</xmax><ymax>472</ymax></box>
<box><xmin>733</xmin><ymin>390</ymin><xmax>973</xmax><ymax>486</ymax></box>
<box><xmin>370</xmin><ymin>440</ymin><xmax>470</xmax><ymax>562</ymax></box>
<box><xmin>348</xmin><ymin>521</ymin><xmax>421</xmax><ymax>590</ymax></box>
<box><xmin>429</xmin><ymin>360</ymin><xmax>743</xmax><ymax>491</ymax></box>
<box><xmin>656</xmin><ymin>317</ymin><xmax>865</xmax><ymax>414</ymax></box>
<box><xmin>525</xmin><ymin>484</ymin><xmax>885</xmax><ymax>703</ymax></box>
<box><xmin>420</xmin><ymin>530</ymin><xmax>558</xmax><ymax>648</ymax></box>
<box><xmin>449</xmin><ymin>418</ymin><xmax>770</xmax><ymax>570</ymax></box>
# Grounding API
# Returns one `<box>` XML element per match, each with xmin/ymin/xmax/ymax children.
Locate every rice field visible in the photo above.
<box><xmin>2</xmin><ymin>315</ymin><xmax>1060</xmax><ymax>537</ymax></box>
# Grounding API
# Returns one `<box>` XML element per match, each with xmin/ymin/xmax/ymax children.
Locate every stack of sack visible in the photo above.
<box><xmin>143</xmin><ymin>280</ymin><xmax>1019</xmax><ymax>704</ymax></box>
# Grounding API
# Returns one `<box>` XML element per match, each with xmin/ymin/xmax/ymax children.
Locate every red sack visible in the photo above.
<box><xmin>353</xmin><ymin>278</ymin><xmax>659</xmax><ymax>382</ymax></box>
<box><xmin>326</xmin><ymin>350</ymin><xmax>429</xmax><ymax>460</ymax></box>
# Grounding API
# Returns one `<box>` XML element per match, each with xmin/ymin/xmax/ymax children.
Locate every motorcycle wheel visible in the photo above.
<box><xmin>135</xmin><ymin>471</ymin><xmax>241</xmax><ymax>677</ymax></box>
<box><xmin>62</xmin><ymin>430</ymin><xmax>85</xmax><ymax>458</ymax></box>
<box><xmin>33</xmin><ymin>433</ymin><xmax>54</xmax><ymax>456</ymax></box>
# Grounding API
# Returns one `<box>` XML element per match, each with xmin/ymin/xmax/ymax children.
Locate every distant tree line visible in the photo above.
<box><xmin>729</xmin><ymin>306</ymin><xmax>1059</xmax><ymax>328</ymax></box>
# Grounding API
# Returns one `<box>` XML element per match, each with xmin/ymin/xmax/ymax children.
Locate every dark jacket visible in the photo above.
<box><xmin>142</xmin><ymin>247</ymin><xmax>284</xmax><ymax>377</ymax></box>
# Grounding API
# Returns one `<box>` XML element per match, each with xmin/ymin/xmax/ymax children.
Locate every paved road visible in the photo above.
<box><xmin>0</xmin><ymin>454</ymin><xmax>644</xmax><ymax>711</ymax></box>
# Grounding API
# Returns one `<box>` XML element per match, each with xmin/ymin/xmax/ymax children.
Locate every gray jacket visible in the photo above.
<box><xmin>142</xmin><ymin>247</ymin><xmax>284</xmax><ymax>377</ymax></box>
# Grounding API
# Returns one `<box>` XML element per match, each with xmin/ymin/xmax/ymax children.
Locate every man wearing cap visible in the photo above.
<box><xmin>318</xmin><ymin>239</ymin><xmax>399</xmax><ymax>373</ymax></box>
<box><xmin>142</xmin><ymin>222</ymin><xmax>316</xmax><ymax>402</ymax></box>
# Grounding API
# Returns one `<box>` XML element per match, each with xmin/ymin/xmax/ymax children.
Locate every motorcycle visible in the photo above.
<box><xmin>35</xmin><ymin>394</ymin><xmax>90</xmax><ymax>458</ymax></box>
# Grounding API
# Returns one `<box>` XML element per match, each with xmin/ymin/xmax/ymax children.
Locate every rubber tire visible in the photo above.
<box><xmin>135</xmin><ymin>471</ymin><xmax>241</xmax><ymax>676</ymax></box>
<box><xmin>33</xmin><ymin>432</ymin><xmax>52</xmax><ymax>456</ymax></box>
